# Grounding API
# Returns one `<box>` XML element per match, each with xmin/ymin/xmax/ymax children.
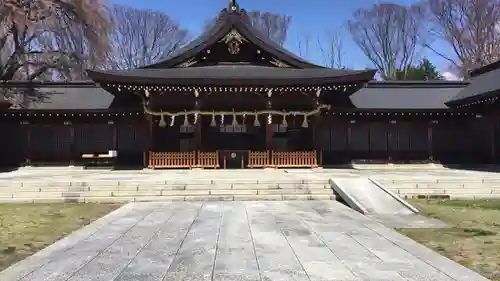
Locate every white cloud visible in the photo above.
<box><xmin>442</xmin><ymin>71</ymin><xmax>461</xmax><ymax>80</ymax></box>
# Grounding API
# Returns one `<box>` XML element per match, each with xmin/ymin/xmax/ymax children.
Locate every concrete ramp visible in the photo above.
<box><xmin>330</xmin><ymin>177</ymin><xmax>419</xmax><ymax>215</ymax></box>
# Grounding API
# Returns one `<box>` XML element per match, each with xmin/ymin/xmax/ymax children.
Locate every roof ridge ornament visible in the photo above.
<box><xmin>229</xmin><ymin>0</ymin><xmax>239</xmax><ymax>12</ymax></box>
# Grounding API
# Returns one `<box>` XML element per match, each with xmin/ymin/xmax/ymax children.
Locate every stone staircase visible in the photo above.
<box><xmin>373</xmin><ymin>177</ymin><xmax>500</xmax><ymax>199</ymax></box>
<box><xmin>0</xmin><ymin>179</ymin><xmax>337</xmax><ymax>203</ymax></box>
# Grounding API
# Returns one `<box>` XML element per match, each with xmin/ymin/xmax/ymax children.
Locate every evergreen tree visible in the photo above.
<box><xmin>395</xmin><ymin>58</ymin><xmax>443</xmax><ymax>80</ymax></box>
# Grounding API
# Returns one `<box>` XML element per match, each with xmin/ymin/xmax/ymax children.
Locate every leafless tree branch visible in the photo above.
<box><xmin>0</xmin><ymin>0</ymin><xmax>113</xmax><ymax>81</ymax></box>
<box><xmin>296</xmin><ymin>33</ymin><xmax>311</xmax><ymax>59</ymax></box>
<box><xmin>317</xmin><ymin>28</ymin><xmax>346</xmax><ymax>68</ymax></box>
<box><xmin>105</xmin><ymin>5</ymin><xmax>190</xmax><ymax>70</ymax></box>
<box><xmin>425</xmin><ymin>0</ymin><xmax>500</xmax><ymax>77</ymax></box>
<box><xmin>204</xmin><ymin>10</ymin><xmax>291</xmax><ymax>46</ymax></box>
<box><xmin>347</xmin><ymin>2</ymin><xmax>426</xmax><ymax>80</ymax></box>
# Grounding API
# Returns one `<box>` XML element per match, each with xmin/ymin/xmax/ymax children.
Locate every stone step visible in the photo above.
<box><xmin>0</xmin><ymin>188</ymin><xmax>335</xmax><ymax>199</ymax></box>
<box><xmin>0</xmin><ymin>178</ymin><xmax>330</xmax><ymax>188</ymax></box>
<box><xmin>375</xmin><ymin>178</ymin><xmax>500</xmax><ymax>184</ymax></box>
<box><xmin>379</xmin><ymin>182</ymin><xmax>500</xmax><ymax>189</ymax></box>
<box><xmin>390</xmin><ymin>188</ymin><xmax>500</xmax><ymax>195</ymax></box>
<box><xmin>0</xmin><ymin>193</ymin><xmax>337</xmax><ymax>203</ymax></box>
<box><xmin>0</xmin><ymin>183</ymin><xmax>332</xmax><ymax>192</ymax></box>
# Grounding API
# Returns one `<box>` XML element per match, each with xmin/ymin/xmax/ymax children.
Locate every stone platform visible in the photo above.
<box><xmin>1</xmin><ymin>167</ymin><xmax>500</xmax><ymax>202</ymax></box>
<box><xmin>0</xmin><ymin>201</ymin><xmax>489</xmax><ymax>281</ymax></box>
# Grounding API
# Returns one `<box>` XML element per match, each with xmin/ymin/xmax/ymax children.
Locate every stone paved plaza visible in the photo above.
<box><xmin>0</xmin><ymin>201</ymin><xmax>489</xmax><ymax>281</ymax></box>
<box><xmin>1</xmin><ymin>165</ymin><xmax>499</xmax><ymax>183</ymax></box>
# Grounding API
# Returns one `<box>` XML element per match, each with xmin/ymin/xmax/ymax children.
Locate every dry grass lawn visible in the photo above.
<box><xmin>400</xmin><ymin>199</ymin><xmax>500</xmax><ymax>281</ymax></box>
<box><xmin>0</xmin><ymin>203</ymin><xmax>121</xmax><ymax>271</ymax></box>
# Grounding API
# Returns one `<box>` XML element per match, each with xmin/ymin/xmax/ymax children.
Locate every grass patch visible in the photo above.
<box><xmin>0</xmin><ymin>203</ymin><xmax>121</xmax><ymax>271</ymax></box>
<box><xmin>399</xmin><ymin>199</ymin><xmax>500</xmax><ymax>280</ymax></box>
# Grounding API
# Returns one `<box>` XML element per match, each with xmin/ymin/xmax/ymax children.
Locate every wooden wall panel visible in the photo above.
<box><xmin>74</xmin><ymin>124</ymin><xmax>114</xmax><ymax>154</ymax></box>
<box><xmin>329</xmin><ymin>123</ymin><xmax>347</xmax><ymax>150</ymax></box>
<box><xmin>350</xmin><ymin>123</ymin><xmax>370</xmax><ymax>151</ymax></box>
<box><xmin>117</xmin><ymin>124</ymin><xmax>148</xmax><ymax>152</ymax></box>
<box><xmin>459</xmin><ymin>120</ymin><xmax>491</xmax><ymax>162</ymax></box>
<box><xmin>390</xmin><ymin>123</ymin><xmax>411</xmax><ymax>151</ymax></box>
<box><xmin>154</xmin><ymin>127</ymin><xmax>180</xmax><ymax>151</ymax></box>
<box><xmin>315</xmin><ymin>122</ymin><xmax>330</xmax><ymax>150</ymax></box>
<box><xmin>29</xmin><ymin>125</ymin><xmax>72</xmax><ymax>162</ymax></box>
<box><xmin>433</xmin><ymin>119</ymin><xmax>492</xmax><ymax>163</ymax></box>
<box><xmin>409</xmin><ymin>125</ymin><xmax>428</xmax><ymax>151</ymax></box>
<box><xmin>369</xmin><ymin>123</ymin><xmax>388</xmax><ymax>152</ymax></box>
<box><xmin>0</xmin><ymin>123</ymin><xmax>26</xmax><ymax>165</ymax></box>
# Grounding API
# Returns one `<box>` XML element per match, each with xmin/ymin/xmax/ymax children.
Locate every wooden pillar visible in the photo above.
<box><xmin>195</xmin><ymin>120</ymin><xmax>202</xmax><ymax>150</ymax></box>
<box><xmin>111</xmin><ymin>121</ymin><xmax>117</xmax><ymax>150</ymax></box>
<box><xmin>25</xmin><ymin>122</ymin><xmax>31</xmax><ymax>166</ymax></box>
<box><xmin>491</xmin><ymin>117</ymin><xmax>496</xmax><ymax>163</ymax></box>
<box><xmin>428</xmin><ymin>121</ymin><xmax>435</xmax><ymax>163</ymax></box>
<box><xmin>265</xmin><ymin>100</ymin><xmax>273</xmax><ymax>151</ymax></box>
<box><xmin>194</xmin><ymin>101</ymin><xmax>202</xmax><ymax>151</ymax></box>
<box><xmin>144</xmin><ymin>114</ymin><xmax>153</xmax><ymax>167</ymax></box>
<box><xmin>387</xmin><ymin>120</ymin><xmax>394</xmax><ymax>163</ymax></box>
<box><xmin>312</xmin><ymin>116</ymin><xmax>322</xmax><ymax>166</ymax></box>
<box><xmin>265</xmin><ymin>123</ymin><xmax>273</xmax><ymax>150</ymax></box>
<box><xmin>69</xmin><ymin>123</ymin><xmax>75</xmax><ymax>166</ymax></box>
<box><xmin>347</xmin><ymin>120</ymin><xmax>353</xmax><ymax>162</ymax></box>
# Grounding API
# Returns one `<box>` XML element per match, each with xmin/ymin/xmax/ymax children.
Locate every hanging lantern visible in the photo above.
<box><xmin>183</xmin><ymin>113</ymin><xmax>189</xmax><ymax>126</ymax></box>
<box><xmin>282</xmin><ymin>114</ymin><xmax>287</xmax><ymax>126</ymax></box>
<box><xmin>232</xmin><ymin>113</ymin><xmax>238</xmax><ymax>126</ymax></box>
<box><xmin>301</xmin><ymin>115</ymin><xmax>308</xmax><ymax>128</ymax></box>
<box><xmin>253</xmin><ymin>114</ymin><xmax>260</xmax><ymax>127</ymax></box>
<box><xmin>144</xmin><ymin>89</ymin><xmax>150</xmax><ymax>98</ymax></box>
<box><xmin>210</xmin><ymin>113</ymin><xmax>216</xmax><ymax>127</ymax></box>
<box><xmin>267</xmin><ymin>114</ymin><xmax>272</xmax><ymax>124</ymax></box>
<box><xmin>169</xmin><ymin>115</ymin><xmax>176</xmax><ymax>127</ymax></box>
<box><xmin>158</xmin><ymin>114</ymin><xmax>167</xmax><ymax>128</ymax></box>
<box><xmin>220</xmin><ymin>114</ymin><xmax>225</xmax><ymax>125</ymax></box>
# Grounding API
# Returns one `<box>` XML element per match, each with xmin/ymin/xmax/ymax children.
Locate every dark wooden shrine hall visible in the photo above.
<box><xmin>1</xmin><ymin>0</ymin><xmax>500</xmax><ymax>169</ymax></box>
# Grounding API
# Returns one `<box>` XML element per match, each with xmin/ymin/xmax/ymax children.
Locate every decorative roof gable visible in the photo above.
<box><xmin>141</xmin><ymin>1</ymin><xmax>322</xmax><ymax>69</ymax></box>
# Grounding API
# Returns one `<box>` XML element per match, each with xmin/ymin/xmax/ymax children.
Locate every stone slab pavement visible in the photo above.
<box><xmin>2</xmin><ymin>167</ymin><xmax>500</xmax><ymax>183</ymax></box>
<box><xmin>0</xmin><ymin>201</ymin><xmax>490</xmax><ymax>281</ymax></box>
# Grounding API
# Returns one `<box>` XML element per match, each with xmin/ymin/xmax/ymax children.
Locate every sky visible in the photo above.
<box><xmin>110</xmin><ymin>0</ymin><xmax>456</xmax><ymax>78</ymax></box>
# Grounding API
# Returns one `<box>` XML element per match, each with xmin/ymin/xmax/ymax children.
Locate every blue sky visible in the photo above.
<box><xmin>111</xmin><ymin>0</ymin><xmax>451</xmax><ymax>74</ymax></box>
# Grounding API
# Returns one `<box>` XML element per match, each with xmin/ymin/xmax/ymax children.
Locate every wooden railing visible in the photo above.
<box><xmin>148</xmin><ymin>150</ymin><xmax>319</xmax><ymax>169</ymax></box>
<box><xmin>197</xmin><ymin>151</ymin><xmax>219</xmax><ymax>168</ymax></box>
<box><xmin>148</xmin><ymin>151</ymin><xmax>196</xmax><ymax>168</ymax></box>
<box><xmin>248</xmin><ymin>151</ymin><xmax>270</xmax><ymax>168</ymax></box>
<box><xmin>271</xmin><ymin>151</ymin><xmax>318</xmax><ymax>168</ymax></box>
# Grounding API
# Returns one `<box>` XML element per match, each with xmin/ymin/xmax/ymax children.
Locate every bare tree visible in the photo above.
<box><xmin>425</xmin><ymin>0</ymin><xmax>500</xmax><ymax>77</ymax></box>
<box><xmin>204</xmin><ymin>10</ymin><xmax>291</xmax><ymax>46</ymax></box>
<box><xmin>347</xmin><ymin>2</ymin><xmax>426</xmax><ymax>80</ymax></box>
<box><xmin>0</xmin><ymin>0</ymin><xmax>113</xmax><ymax>81</ymax></box>
<box><xmin>106</xmin><ymin>5</ymin><xmax>190</xmax><ymax>70</ymax></box>
<box><xmin>296</xmin><ymin>33</ymin><xmax>311</xmax><ymax>59</ymax></box>
<box><xmin>247</xmin><ymin>11</ymin><xmax>291</xmax><ymax>46</ymax></box>
<box><xmin>317</xmin><ymin>29</ymin><xmax>345</xmax><ymax>68</ymax></box>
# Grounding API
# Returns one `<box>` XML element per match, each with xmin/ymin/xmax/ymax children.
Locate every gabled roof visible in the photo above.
<box><xmin>86</xmin><ymin>1</ymin><xmax>376</xmax><ymax>87</ymax></box>
<box><xmin>142</xmin><ymin>2</ymin><xmax>320</xmax><ymax>69</ymax></box>
<box><xmin>0</xmin><ymin>80</ymin><xmax>469</xmax><ymax>110</ymax></box>
<box><xmin>446</xmin><ymin>60</ymin><xmax>500</xmax><ymax>107</ymax></box>
<box><xmin>87</xmin><ymin>64</ymin><xmax>376</xmax><ymax>86</ymax></box>
<box><xmin>353</xmin><ymin>80</ymin><xmax>469</xmax><ymax>109</ymax></box>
